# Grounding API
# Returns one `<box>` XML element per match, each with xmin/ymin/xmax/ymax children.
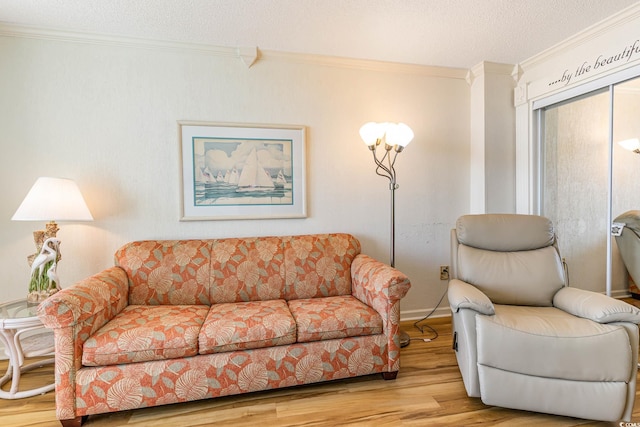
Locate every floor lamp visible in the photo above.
<box><xmin>359</xmin><ymin>122</ymin><xmax>414</xmax><ymax>347</ymax></box>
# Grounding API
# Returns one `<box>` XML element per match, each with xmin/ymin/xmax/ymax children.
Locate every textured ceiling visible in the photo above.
<box><xmin>0</xmin><ymin>0</ymin><xmax>638</xmax><ymax>69</ymax></box>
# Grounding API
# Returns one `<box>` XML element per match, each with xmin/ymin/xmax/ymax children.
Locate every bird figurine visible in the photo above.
<box><xmin>46</xmin><ymin>256</ymin><xmax>60</xmax><ymax>291</ymax></box>
<box><xmin>29</xmin><ymin>237</ymin><xmax>61</xmax><ymax>301</ymax></box>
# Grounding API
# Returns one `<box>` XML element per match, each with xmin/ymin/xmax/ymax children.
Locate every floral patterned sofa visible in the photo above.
<box><xmin>37</xmin><ymin>233</ymin><xmax>411</xmax><ymax>426</ymax></box>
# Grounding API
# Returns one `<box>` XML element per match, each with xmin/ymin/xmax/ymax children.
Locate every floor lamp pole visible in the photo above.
<box><xmin>389</xmin><ymin>180</ymin><xmax>410</xmax><ymax>348</ymax></box>
<box><xmin>390</xmin><ymin>181</ymin><xmax>396</xmax><ymax>269</ymax></box>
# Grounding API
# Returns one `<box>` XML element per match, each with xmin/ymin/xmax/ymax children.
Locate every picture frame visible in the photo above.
<box><xmin>179</xmin><ymin>121</ymin><xmax>307</xmax><ymax>220</ymax></box>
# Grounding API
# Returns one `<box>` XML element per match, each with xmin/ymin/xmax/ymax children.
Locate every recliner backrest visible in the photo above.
<box><xmin>454</xmin><ymin>214</ymin><xmax>566</xmax><ymax>306</ymax></box>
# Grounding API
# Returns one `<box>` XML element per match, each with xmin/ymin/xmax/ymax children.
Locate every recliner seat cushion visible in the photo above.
<box><xmin>199</xmin><ymin>299</ymin><xmax>296</xmax><ymax>354</ymax></box>
<box><xmin>83</xmin><ymin>305</ymin><xmax>209</xmax><ymax>366</ymax></box>
<box><xmin>288</xmin><ymin>295</ymin><xmax>382</xmax><ymax>343</ymax></box>
<box><xmin>477</xmin><ymin>305</ymin><xmax>632</xmax><ymax>382</ymax></box>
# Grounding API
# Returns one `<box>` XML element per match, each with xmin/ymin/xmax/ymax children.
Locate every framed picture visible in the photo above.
<box><xmin>179</xmin><ymin>121</ymin><xmax>307</xmax><ymax>220</ymax></box>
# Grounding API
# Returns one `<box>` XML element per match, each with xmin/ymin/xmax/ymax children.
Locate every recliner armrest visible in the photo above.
<box><xmin>448</xmin><ymin>279</ymin><xmax>495</xmax><ymax>315</ymax></box>
<box><xmin>554</xmin><ymin>286</ymin><xmax>640</xmax><ymax>324</ymax></box>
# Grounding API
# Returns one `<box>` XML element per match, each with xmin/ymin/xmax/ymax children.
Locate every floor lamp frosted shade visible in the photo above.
<box><xmin>359</xmin><ymin>122</ymin><xmax>388</xmax><ymax>146</ymax></box>
<box><xmin>359</xmin><ymin>122</ymin><xmax>414</xmax><ymax>347</ymax></box>
<box><xmin>385</xmin><ymin>123</ymin><xmax>414</xmax><ymax>151</ymax></box>
<box><xmin>12</xmin><ymin>177</ymin><xmax>93</xmax><ymax>303</ymax></box>
<box><xmin>619</xmin><ymin>138</ymin><xmax>640</xmax><ymax>153</ymax></box>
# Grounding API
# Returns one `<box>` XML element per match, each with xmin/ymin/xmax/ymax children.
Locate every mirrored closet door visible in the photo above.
<box><xmin>537</xmin><ymin>73</ymin><xmax>640</xmax><ymax>296</ymax></box>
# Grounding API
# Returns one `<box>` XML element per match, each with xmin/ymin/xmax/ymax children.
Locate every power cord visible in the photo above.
<box><xmin>410</xmin><ymin>287</ymin><xmax>448</xmax><ymax>343</ymax></box>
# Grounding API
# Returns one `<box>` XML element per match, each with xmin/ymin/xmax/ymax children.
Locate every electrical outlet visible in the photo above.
<box><xmin>440</xmin><ymin>265</ymin><xmax>450</xmax><ymax>281</ymax></box>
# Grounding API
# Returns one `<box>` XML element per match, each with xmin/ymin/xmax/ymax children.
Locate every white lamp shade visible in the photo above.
<box><xmin>618</xmin><ymin>138</ymin><xmax>640</xmax><ymax>152</ymax></box>
<box><xmin>359</xmin><ymin>122</ymin><xmax>387</xmax><ymax>146</ymax></box>
<box><xmin>12</xmin><ymin>177</ymin><xmax>93</xmax><ymax>221</ymax></box>
<box><xmin>385</xmin><ymin>123</ymin><xmax>414</xmax><ymax>147</ymax></box>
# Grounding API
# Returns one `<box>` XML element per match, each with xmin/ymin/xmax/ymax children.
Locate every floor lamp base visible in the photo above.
<box><xmin>399</xmin><ymin>329</ymin><xmax>410</xmax><ymax>348</ymax></box>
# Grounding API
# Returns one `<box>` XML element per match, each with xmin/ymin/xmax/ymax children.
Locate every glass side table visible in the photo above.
<box><xmin>0</xmin><ymin>299</ymin><xmax>55</xmax><ymax>399</ymax></box>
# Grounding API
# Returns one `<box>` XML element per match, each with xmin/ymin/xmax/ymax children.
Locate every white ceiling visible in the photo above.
<box><xmin>0</xmin><ymin>0</ymin><xmax>638</xmax><ymax>69</ymax></box>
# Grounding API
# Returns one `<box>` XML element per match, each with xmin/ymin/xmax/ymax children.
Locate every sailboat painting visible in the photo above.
<box><xmin>180</xmin><ymin>122</ymin><xmax>306</xmax><ymax>220</ymax></box>
<box><xmin>193</xmin><ymin>138</ymin><xmax>293</xmax><ymax>205</ymax></box>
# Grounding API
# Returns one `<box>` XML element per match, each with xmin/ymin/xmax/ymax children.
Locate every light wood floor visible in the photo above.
<box><xmin>1</xmin><ymin>313</ymin><xmax>639</xmax><ymax>427</ymax></box>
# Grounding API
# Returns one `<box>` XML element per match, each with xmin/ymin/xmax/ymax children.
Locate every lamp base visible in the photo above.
<box><xmin>399</xmin><ymin>329</ymin><xmax>410</xmax><ymax>348</ymax></box>
<box><xmin>27</xmin><ymin>289</ymin><xmax>58</xmax><ymax>305</ymax></box>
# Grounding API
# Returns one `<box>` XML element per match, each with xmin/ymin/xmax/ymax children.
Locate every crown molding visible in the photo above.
<box><xmin>465</xmin><ymin>61</ymin><xmax>517</xmax><ymax>86</ymax></box>
<box><xmin>260</xmin><ymin>49</ymin><xmax>468</xmax><ymax>78</ymax></box>
<box><xmin>236</xmin><ymin>46</ymin><xmax>259</xmax><ymax>68</ymax></box>
<box><xmin>0</xmin><ymin>23</ymin><xmax>237</xmax><ymax>57</ymax></box>
<box><xmin>520</xmin><ymin>2</ymin><xmax>640</xmax><ymax>70</ymax></box>
<box><xmin>0</xmin><ymin>22</ymin><xmax>468</xmax><ymax>79</ymax></box>
<box><xmin>469</xmin><ymin>61</ymin><xmax>515</xmax><ymax>77</ymax></box>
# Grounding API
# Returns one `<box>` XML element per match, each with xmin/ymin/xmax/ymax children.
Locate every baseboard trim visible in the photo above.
<box><xmin>401</xmin><ymin>307</ymin><xmax>451</xmax><ymax>322</ymax></box>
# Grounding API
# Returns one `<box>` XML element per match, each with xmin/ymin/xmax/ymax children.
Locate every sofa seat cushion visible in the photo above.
<box><xmin>83</xmin><ymin>305</ymin><xmax>209</xmax><ymax>366</ymax></box>
<box><xmin>288</xmin><ymin>295</ymin><xmax>382</xmax><ymax>343</ymax></box>
<box><xmin>477</xmin><ymin>305</ymin><xmax>632</xmax><ymax>382</ymax></box>
<box><xmin>198</xmin><ymin>299</ymin><xmax>296</xmax><ymax>354</ymax></box>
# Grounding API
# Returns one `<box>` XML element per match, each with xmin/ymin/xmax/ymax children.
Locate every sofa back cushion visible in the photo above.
<box><xmin>115</xmin><ymin>233</ymin><xmax>361</xmax><ymax>305</ymax></box>
<box><xmin>283</xmin><ymin>234</ymin><xmax>361</xmax><ymax>300</ymax></box>
<box><xmin>209</xmin><ymin>236</ymin><xmax>286</xmax><ymax>303</ymax></box>
<box><xmin>115</xmin><ymin>240</ymin><xmax>212</xmax><ymax>305</ymax></box>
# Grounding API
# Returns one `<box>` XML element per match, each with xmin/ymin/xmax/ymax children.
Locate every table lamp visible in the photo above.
<box><xmin>12</xmin><ymin>177</ymin><xmax>93</xmax><ymax>303</ymax></box>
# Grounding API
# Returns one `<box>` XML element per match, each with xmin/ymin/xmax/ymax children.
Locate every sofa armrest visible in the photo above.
<box><xmin>448</xmin><ymin>279</ymin><xmax>495</xmax><ymax>315</ymax></box>
<box><xmin>351</xmin><ymin>254</ymin><xmax>411</xmax><ymax>374</ymax></box>
<box><xmin>37</xmin><ymin>266</ymin><xmax>130</xmax><ymax>329</ymax></box>
<box><xmin>351</xmin><ymin>254</ymin><xmax>411</xmax><ymax>312</ymax></box>
<box><xmin>36</xmin><ymin>266</ymin><xmax>129</xmax><ymax>422</ymax></box>
<box><xmin>553</xmin><ymin>286</ymin><xmax>640</xmax><ymax>324</ymax></box>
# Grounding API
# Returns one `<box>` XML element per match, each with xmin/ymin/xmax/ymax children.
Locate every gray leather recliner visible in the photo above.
<box><xmin>448</xmin><ymin>213</ymin><xmax>640</xmax><ymax>422</ymax></box>
<box><xmin>614</xmin><ymin>210</ymin><xmax>640</xmax><ymax>298</ymax></box>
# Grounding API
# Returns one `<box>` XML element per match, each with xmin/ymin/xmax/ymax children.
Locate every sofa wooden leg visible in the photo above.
<box><xmin>382</xmin><ymin>371</ymin><xmax>398</xmax><ymax>380</ymax></box>
<box><xmin>60</xmin><ymin>416</ymin><xmax>87</xmax><ymax>427</ymax></box>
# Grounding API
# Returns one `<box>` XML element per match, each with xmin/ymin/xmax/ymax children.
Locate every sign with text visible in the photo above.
<box><xmin>548</xmin><ymin>39</ymin><xmax>640</xmax><ymax>88</ymax></box>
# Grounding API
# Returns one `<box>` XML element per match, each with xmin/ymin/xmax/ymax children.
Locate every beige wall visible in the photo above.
<box><xmin>0</xmin><ymin>30</ymin><xmax>471</xmax><ymax>318</ymax></box>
